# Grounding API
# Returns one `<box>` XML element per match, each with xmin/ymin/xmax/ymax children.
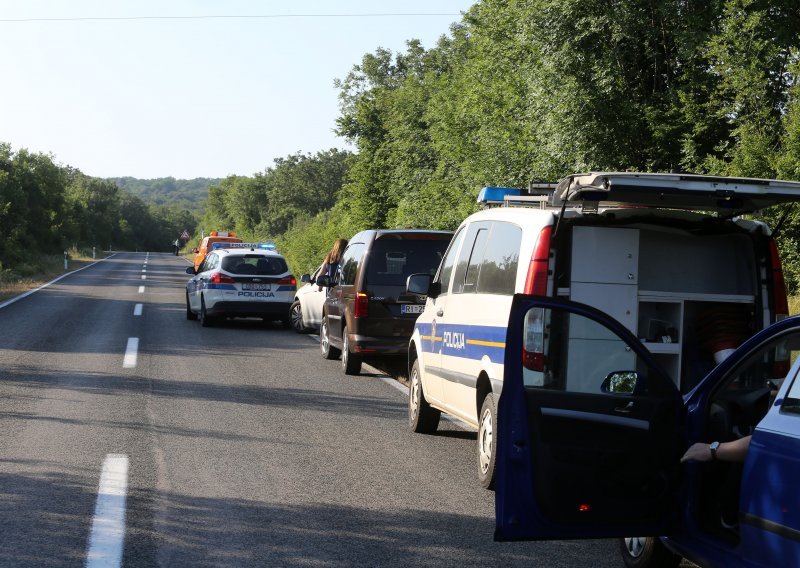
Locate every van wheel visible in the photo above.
<box><xmin>200</xmin><ymin>297</ymin><xmax>214</xmax><ymax>328</ymax></box>
<box><xmin>320</xmin><ymin>318</ymin><xmax>340</xmax><ymax>360</ymax></box>
<box><xmin>290</xmin><ymin>301</ymin><xmax>309</xmax><ymax>333</ymax></box>
<box><xmin>477</xmin><ymin>393</ymin><xmax>498</xmax><ymax>490</ymax></box>
<box><xmin>619</xmin><ymin>537</ymin><xmax>681</xmax><ymax>568</ymax></box>
<box><xmin>341</xmin><ymin>327</ymin><xmax>362</xmax><ymax>375</ymax></box>
<box><xmin>186</xmin><ymin>291</ymin><xmax>197</xmax><ymax>320</ymax></box>
<box><xmin>409</xmin><ymin>359</ymin><xmax>440</xmax><ymax>433</ymax></box>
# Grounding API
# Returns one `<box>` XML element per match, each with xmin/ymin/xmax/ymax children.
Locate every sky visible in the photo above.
<box><xmin>0</xmin><ymin>0</ymin><xmax>475</xmax><ymax>179</ymax></box>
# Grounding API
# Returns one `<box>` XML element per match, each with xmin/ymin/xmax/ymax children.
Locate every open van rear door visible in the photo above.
<box><xmin>495</xmin><ymin>295</ymin><xmax>684</xmax><ymax>541</ymax></box>
<box><xmin>554</xmin><ymin>172</ymin><xmax>800</xmax><ymax>213</ymax></box>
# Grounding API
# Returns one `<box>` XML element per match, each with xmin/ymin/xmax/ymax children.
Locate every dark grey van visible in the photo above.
<box><xmin>317</xmin><ymin>229</ymin><xmax>452</xmax><ymax>375</ymax></box>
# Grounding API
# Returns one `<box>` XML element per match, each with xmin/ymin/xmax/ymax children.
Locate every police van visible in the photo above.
<box><xmin>185</xmin><ymin>242</ymin><xmax>296</xmax><ymax>327</ymax></box>
<box><xmin>405</xmin><ymin>172</ymin><xmax>800</xmax><ymax>489</ymax></box>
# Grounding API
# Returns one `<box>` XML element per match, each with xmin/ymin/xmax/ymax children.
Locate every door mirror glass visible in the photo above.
<box><xmin>185</xmin><ymin>267</ymin><xmax>196</xmax><ymax>275</ymax></box>
<box><xmin>601</xmin><ymin>371</ymin><xmax>641</xmax><ymax>394</ymax></box>
<box><xmin>406</xmin><ymin>273</ymin><xmax>432</xmax><ymax>295</ymax></box>
<box><xmin>301</xmin><ymin>273</ymin><xmax>312</xmax><ymax>283</ymax></box>
<box><xmin>316</xmin><ymin>274</ymin><xmax>332</xmax><ymax>288</ymax></box>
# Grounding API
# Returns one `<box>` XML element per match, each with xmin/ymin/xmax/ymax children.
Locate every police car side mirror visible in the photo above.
<box><xmin>185</xmin><ymin>267</ymin><xmax>196</xmax><ymax>275</ymax></box>
<box><xmin>407</xmin><ymin>273</ymin><xmax>440</xmax><ymax>298</ymax></box>
<box><xmin>601</xmin><ymin>371</ymin><xmax>642</xmax><ymax>394</ymax></box>
<box><xmin>301</xmin><ymin>273</ymin><xmax>312</xmax><ymax>283</ymax></box>
<box><xmin>316</xmin><ymin>274</ymin><xmax>332</xmax><ymax>287</ymax></box>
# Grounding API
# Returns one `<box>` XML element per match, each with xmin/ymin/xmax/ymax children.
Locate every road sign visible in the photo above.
<box><xmin>180</xmin><ymin>230</ymin><xmax>191</xmax><ymax>240</ymax></box>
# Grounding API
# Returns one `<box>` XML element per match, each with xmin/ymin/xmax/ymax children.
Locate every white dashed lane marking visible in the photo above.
<box><xmin>85</xmin><ymin>454</ymin><xmax>129</xmax><ymax>568</ymax></box>
<box><xmin>138</xmin><ymin>286</ymin><xmax>145</xmax><ymax>294</ymax></box>
<box><xmin>122</xmin><ymin>338</ymin><xmax>139</xmax><ymax>369</ymax></box>
<box><xmin>141</xmin><ymin>275</ymin><xmax>146</xmax><ymax>280</ymax></box>
<box><xmin>133</xmin><ymin>304</ymin><xmax>143</xmax><ymax>316</ymax></box>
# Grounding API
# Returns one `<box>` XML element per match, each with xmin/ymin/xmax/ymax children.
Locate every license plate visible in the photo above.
<box><xmin>401</xmin><ymin>304</ymin><xmax>425</xmax><ymax>315</ymax></box>
<box><xmin>242</xmin><ymin>283</ymin><xmax>271</xmax><ymax>291</ymax></box>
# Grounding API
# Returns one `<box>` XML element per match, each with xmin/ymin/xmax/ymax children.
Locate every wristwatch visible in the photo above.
<box><xmin>709</xmin><ymin>441</ymin><xmax>720</xmax><ymax>461</ymax></box>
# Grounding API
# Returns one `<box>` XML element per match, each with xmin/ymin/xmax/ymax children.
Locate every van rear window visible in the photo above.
<box><xmin>366</xmin><ymin>238</ymin><xmax>449</xmax><ymax>286</ymax></box>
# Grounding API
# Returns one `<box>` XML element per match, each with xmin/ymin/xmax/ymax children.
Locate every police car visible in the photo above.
<box><xmin>495</xmin><ymin>295</ymin><xmax>800</xmax><ymax>568</ymax></box>
<box><xmin>185</xmin><ymin>243</ymin><xmax>296</xmax><ymax>327</ymax></box>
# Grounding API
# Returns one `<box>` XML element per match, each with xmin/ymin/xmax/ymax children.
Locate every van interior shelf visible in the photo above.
<box><xmin>638</xmin><ymin>290</ymin><xmax>754</xmax><ymax>303</ymax></box>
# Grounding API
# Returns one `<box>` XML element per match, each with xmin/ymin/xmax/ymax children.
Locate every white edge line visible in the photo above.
<box><xmin>304</xmin><ymin>334</ymin><xmax>476</xmax><ymax>432</ymax></box>
<box><xmin>85</xmin><ymin>453</ymin><xmax>129</xmax><ymax>568</ymax></box>
<box><xmin>0</xmin><ymin>254</ymin><xmax>118</xmax><ymax>311</ymax></box>
<box><xmin>122</xmin><ymin>337</ymin><xmax>139</xmax><ymax>368</ymax></box>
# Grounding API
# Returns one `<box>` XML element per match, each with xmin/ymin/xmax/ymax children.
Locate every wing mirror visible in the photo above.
<box><xmin>406</xmin><ymin>274</ymin><xmax>441</xmax><ymax>298</ymax></box>
<box><xmin>300</xmin><ymin>273</ymin><xmax>312</xmax><ymax>284</ymax></box>
<box><xmin>601</xmin><ymin>371</ymin><xmax>642</xmax><ymax>394</ymax></box>
<box><xmin>185</xmin><ymin>266</ymin><xmax>196</xmax><ymax>275</ymax></box>
<box><xmin>316</xmin><ymin>274</ymin><xmax>332</xmax><ymax>288</ymax></box>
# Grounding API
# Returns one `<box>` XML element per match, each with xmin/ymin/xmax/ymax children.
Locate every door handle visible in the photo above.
<box><xmin>614</xmin><ymin>401</ymin><xmax>634</xmax><ymax>413</ymax></box>
<box><xmin>436</xmin><ymin>309</ymin><xmax>444</xmax><ymax>317</ymax></box>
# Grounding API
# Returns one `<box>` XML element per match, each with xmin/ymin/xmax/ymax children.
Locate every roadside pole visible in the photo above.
<box><xmin>63</xmin><ymin>251</ymin><xmax>68</xmax><ymax>270</ymax></box>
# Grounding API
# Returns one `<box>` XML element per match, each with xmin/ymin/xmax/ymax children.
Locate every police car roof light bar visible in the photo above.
<box><xmin>477</xmin><ymin>184</ymin><xmax>557</xmax><ymax>208</ymax></box>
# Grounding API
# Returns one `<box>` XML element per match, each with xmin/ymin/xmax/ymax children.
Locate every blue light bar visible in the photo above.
<box><xmin>477</xmin><ymin>186</ymin><xmax>522</xmax><ymax>204</ymax></box>
<box><xmin>211</xmin><ymin>242</ymin><xmax>277</xmax><ymax>251</ymax></box>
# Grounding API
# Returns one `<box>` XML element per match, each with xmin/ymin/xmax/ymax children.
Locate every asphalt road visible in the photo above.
<box><xmin>0</xmin><ymin>253</ymin><xmax>624</xmax><ymax>567</ymax></box>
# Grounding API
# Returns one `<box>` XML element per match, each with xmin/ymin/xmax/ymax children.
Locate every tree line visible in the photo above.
<box><xmin>0</xmin><ymin>143</ymin><xmax>196</xmax><ymax>273</ymax></box>
<box><xmin>203</xmin><ymin>0</ymin><xmax>800</xmax><ymax>288</ymax></box>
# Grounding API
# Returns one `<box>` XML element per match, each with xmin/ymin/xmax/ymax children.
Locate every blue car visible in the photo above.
<box><xmin>495</xmin><ymin>295</ymin><xmax>800</xmax><ymax>567</ymax></box>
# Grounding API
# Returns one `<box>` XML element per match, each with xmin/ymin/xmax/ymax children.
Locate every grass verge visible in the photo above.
<box><xmin>0</xmin><ymin>250</ymin><xmax>101</xmax><ymax>302</ymax></box>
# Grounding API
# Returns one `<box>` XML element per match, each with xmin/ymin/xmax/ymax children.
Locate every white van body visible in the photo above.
<box><xmin>408</xmin><ymin>172</ymin><xmax>800</xmax><ymax>488</ymax></box>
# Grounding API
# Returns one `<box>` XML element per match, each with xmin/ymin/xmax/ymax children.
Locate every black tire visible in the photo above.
<box><xmin>341</xmin><ymin>327</ymin><xmax>362</xmax><ymax>375</ymax></box>
<box><xmin>320</xmin><ymin>317</ymin><xmax>340</xmax><ymax>360</ymax></box>
<box><xmin>290</xmin><ymin>301</ymin><xmax>309</xmax><ymax>333</ymax></box>
<box><xmin>477</xmin><ymin>392</ymin><xmax>498</xmax><ymax>490</ymax></box>
<box><xmin>619</xmin><ymin>537</ymin><xmax>682</xmax><ymax>568</ymax></box>
<box><xmin>200</xmin><ymin>297</ymin><xmax>214</xmax><ymax>328</ymax></box>
<box><xmin>409</xmin><ymin>359</ymin><xmax>440</xmax><ymax>433</ymax></box>
<box><xmin>186</xmin><ymin>291</ymin><xmax>197</xmax><ymax>320</ymax></box>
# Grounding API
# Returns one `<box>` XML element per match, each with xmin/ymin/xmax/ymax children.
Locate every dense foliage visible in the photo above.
<box><xmin>0</xmin><ymin>143</ymin><xmax>196</xmax><ymax>272</ymax></box>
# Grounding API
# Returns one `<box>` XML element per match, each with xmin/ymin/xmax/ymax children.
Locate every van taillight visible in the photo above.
<box><xmin>277</xmin><ymin>275</ymin><xmax>297</xmax><ymax>287</ymax></box>
<box><xmin>523</xmin><ymin>225</ymin><xmax>552</xmax><ymax>295</ymax></box>
<box><xmin>769</xmin><ymin>239</ymin><xmax>790</xmax><ymax>375</ymax></box>
<box><xmin>210</xmin><ymin>272</ymin><xmax>236</xmax><ymax>284</ymax></box>
<box><xmin>354</xmin><ymin>292</ymin><xmax>369</xmax><ymax>318</ymax></box>
<box><xmin>523</xmin><ymin>307</ymin><xmax>545</xmax><ymax>371</ymax></box>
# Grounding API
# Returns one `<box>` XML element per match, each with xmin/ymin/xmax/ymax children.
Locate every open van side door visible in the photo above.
<box><xmin>495</xmin><ymin>295</ymin><xmax>684</xmax><ymax>541</ymax></box>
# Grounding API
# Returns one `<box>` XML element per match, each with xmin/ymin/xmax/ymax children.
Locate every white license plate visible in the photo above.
<box><xmin>401</xmin><ymin>304</ymin><xmax>425</xmax><ymax>315</ymax></box>
<box><xmin>242</xmin><ymin>283</ymin><xmax>271</xmax><ymax>291</ymax></box>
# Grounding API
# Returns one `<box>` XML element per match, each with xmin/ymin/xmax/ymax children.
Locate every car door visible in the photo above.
<box><xmin>188</xmin><ymin>254</ymin><xmax>214</xmax><ymax>311</ymax></box>
<box><xmin>495</xmin><ymin>295</ymin><xmax>684</xmax><ymax>541</ymax></box>
<box><xmin>303</xmin><ymin>265</ymin><xmax>326</xmax><ymax>327</ymax></box>
<box><xmin>326</xmin><ymin>242</ymin><xmax>365</xmax><ymax>345</ymax></box>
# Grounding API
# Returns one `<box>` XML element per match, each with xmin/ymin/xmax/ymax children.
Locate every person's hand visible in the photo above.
<box><xmin>680</xmin><ymin>442</ymin><xmax>712</xmax><ymax>463</ymax></box>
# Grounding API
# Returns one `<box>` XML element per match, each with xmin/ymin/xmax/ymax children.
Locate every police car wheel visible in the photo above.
<box><xmin>320</xmin><ymin>318</ymin><xmax>340</xmax><ymax>360</ymax></box>
<box><xmin>186</xmin><ymin>292</ymin><xmax>197</xmax><ymax>320</ymax></box>
<box><xmin>200</xmin><ymin>297</ymin><xmax>214</xmax><ymax>328</ymax></box>
<box><xmin>409</xmin><ymin>359</ymin><xmax>440</xmax><ymax>433</ymax></box>
<box><xmin>290</xmin><ymin>301</ymin><xmax>309</xmax><ymax>333</ymax></box>
<box><xmin>341</xmin><ymin>327</ymin><xmax>362</xmax><ymax>375</ymax></box>
<box><xmin>619</xmin><ymin>537</ymin><xmax>681</xmax><ymax>568</ymax></box>
<box><xmin>477</xmin><ymin>393</ymin><xmax>498</xmax><ymax>490</ymax></box>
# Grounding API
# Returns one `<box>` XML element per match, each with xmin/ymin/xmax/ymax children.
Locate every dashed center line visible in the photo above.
<box><xmin>141</xmin><ymin>275</ymin><xmax>146</xmax><ymax>280</ymax></box>
<box><xmin>133</xmin><ymin>304</ymin><xmax>143</xmax><ymax>316</ymax></box>
<box><xmin>122</xmin><ymin>338</ymin><xmax>139</xmax><ymax>368</ymax></box>
<box><xmin>85</xmin><ymin>454</ymin><xmax>129</xmax><ymax>568</ymax></box>
<box><xmin>138</xmin><ymin>286</ymin><xmax>145</xmax><ymax>294</ymax></box>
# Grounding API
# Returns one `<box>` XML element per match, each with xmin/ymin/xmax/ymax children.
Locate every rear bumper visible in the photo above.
<box><xmin>207</xmin><ymin>301</ymin><xmax>291</xmax><ymax>318</ymax></box>
<box><xmin>348</xmin><ymin>333</ymin><xmax>411</xmax><ymax>355</ymax></box>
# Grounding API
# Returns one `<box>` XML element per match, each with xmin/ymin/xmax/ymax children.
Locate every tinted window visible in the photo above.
<box><xmin>436</xmin><ymin>228</ymin><xmax>466</xmax><ymax>294</ymax></box>
<box><xmin>365</xmin><ymin>235</ymin><xmax>450</xmax><ymax>287</ymax></box>
<box><xmin>477</xmin><ymin>222</ymin><xmax>522</xmax><ymax>295</ymax></box>
<box><xmin>202</xmin><ymin>254</ymin><xmax>219</xmax><ymax>272</ymax></box>
<box><xmin>453</xmin><ymin>223</ymin><xmax>489</xmax><ymax>295</ymax></box>
<box><xmin>340</xmin><ymin>243</ymin><xmax>366</xmax><ymax>286</ymax></box>
<box><xmin>222</xmin><ymin>254</ymin><xmax>287</xmax><ymax>275</ymax></box>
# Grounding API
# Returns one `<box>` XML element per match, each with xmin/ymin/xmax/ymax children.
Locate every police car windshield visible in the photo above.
<box><xmin>222</xmin><ymin>255</ymin><xmax>287</xmax><ymax>276</ymax></box>
<box><xmin>366</xmin><ymin>237</ymin><xmax>449</xmax><ymax>287</ymax></box>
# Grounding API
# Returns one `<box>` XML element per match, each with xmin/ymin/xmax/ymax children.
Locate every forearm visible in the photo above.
<box><xmin>680</xmin><ymin>436</ymin><xmax>751</xmax><ymax>463</ymax></box>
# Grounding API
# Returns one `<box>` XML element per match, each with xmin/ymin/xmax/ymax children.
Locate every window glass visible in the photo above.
<box><xmin>453</xmin><ymin>223</ymin><xmax>489</xmax><ymax>295</ymax></box>
<box><xmin>463</xmin><ymin>228</ymin><xmax>489</xmax><ymax>293</ymax></box>
<box><xmin>436</xmin><ymin>228</ymin><xmax>465</xmax><ymax>294</ymax></box>
<box><xmin>340</xmin><ymin>243</ymin><xmax>365</xmax><ymax>286</ymax></box>
<box><xmin>477</xmin><ymin>222</ymin><xmax>522</xmax><ymax>295</ymax></box>
<box><xmin>222</xmin><ymin>255</ymin><xmax>287</xmax><ymax>275</ymax></box>
<box><xmin>202</xmin><ymin>254</ymin><xmax>218</xmax><ymax>272</ymax></box>
<box><xmin>365</xmin><ymin>235</ymin><xmax>450</xmax><ymax>287</ymax></box>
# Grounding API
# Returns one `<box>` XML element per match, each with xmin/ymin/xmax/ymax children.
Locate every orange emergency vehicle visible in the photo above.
<box><xmin>192</xmin><ymin>231</ymin><xmax>242</xmax><ymax>272</ymax></box>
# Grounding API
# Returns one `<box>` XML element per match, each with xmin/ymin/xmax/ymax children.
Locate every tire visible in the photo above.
<box><xmin>200</xmin><ymin>296</ymin><xmax>214</xmax><ymax>328</ymax></box>
<box><xmin>290</xmin><ymin>301</ymin><xmax>309</xmax><ymax>333</ymax></box>
<box><xmin>320</xmin><ymin>317</ymin><xmax>340</xmax><ymax>360</ymax></box>
<box><xmin>186</xmin><ymin>291</ymin><xmax>197</xmax><ymax>320</ymax></box>
<box><xmin>409</xmin><ymin>359</ymin><xmax>440</xmax><ymax>433</ymax></box>
<box><xmin>477</xmin><ymin>392</ymin><xmax>498</xmax><ymax>490</ymax></box>
<box><xmin>619</xmin><ymin>537</ymin><xmax>681</xmax><ymax>568</ymax></box>
<box><xmin>341</xmin><ymin>327</ymin><xmax>362</xmax><ymax>375</ymax></box>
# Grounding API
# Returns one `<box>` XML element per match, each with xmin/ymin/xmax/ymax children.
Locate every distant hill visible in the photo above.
<box><xmin>108</xmin><ymin>177</ymin><xmax>221</xmax><ymax>213</ymax></box>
